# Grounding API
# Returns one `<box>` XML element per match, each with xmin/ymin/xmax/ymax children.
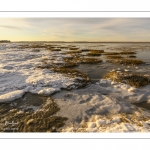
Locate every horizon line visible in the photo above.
<box><xmin>10</xmin><ymin>41</ymin><xmax>150</xmax><ymax>43</ymax></box>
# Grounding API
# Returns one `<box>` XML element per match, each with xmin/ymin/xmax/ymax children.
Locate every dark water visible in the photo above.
<box><xmin>75</xmin><ymin>63</ymin><xmax>110</xmax><ymax>82</ymax></box>
<box><xmin>71</xmin><ymin>43</ymin><xmax>150</xmax><ymax>82</ymax></box>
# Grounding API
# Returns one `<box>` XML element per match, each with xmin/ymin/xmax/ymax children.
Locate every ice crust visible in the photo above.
<box><xmin>0</xmin><ymin>43</ymin><xmax>77</xmax><ymax>102</ymax></box>
<box><xmin>0</xmin><ymin>90</ymin><xmax>24</xmax><ymax>103</ymax></box>
<box><xmin>53</xmin><ymin>80</ymin><xmax>150</xmax><ymax>132</ymax></box>
<box><xmin>1</xmin><ymin>43</ymin><xmax>150</xmax><ymax>132</ymax></box>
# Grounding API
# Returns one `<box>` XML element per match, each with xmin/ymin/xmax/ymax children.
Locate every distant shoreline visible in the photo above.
<box><xmin>0</xmin><ymin>40</ymin><xmax>11</xmax><ymax>43</ymax></box>
<box><xmin>12</xmin><ymin>41</ymin><xmax>150</xmax><ymax>43</ymax></box>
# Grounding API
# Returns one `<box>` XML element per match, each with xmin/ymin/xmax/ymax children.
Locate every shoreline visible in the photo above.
<box><xmin>0</xmin><ymin>42</ymin><xmax>150</xmax><ymax>132</ymax></box>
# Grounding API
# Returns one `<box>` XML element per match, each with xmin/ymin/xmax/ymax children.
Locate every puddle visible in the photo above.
<box><xmin>74</xmin><ymin>63</ymin><xmax>113</xmax><ymax>82</ymax></box>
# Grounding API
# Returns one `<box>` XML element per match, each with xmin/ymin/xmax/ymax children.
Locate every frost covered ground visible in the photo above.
<box><xmin>53</xmin><ymin>80</ymin><xmax>150</xmax><ymax>132</ymax></box>
<box><xmin>0</xmin><ymin>43</ymin><xmax>84</xmax><ymax>102</ymax></box>
<box><xmin>0</xmin><ymin>42</ymin><xmax>150</xmax><ymax>132</ymax></box>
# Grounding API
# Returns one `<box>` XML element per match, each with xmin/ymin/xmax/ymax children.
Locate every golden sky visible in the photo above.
<box><xmin>0</xmin><ymin>18</ymin><xmax>150</xmax><ymax>42</ymax></box>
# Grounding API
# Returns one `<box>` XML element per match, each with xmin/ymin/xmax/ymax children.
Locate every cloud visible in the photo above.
<box><xmin>0</xmin><ymin>25</ymin><xmax>21</xmax><ymax>30</ymax></box>
<box><xmin>1</xmin><ymin>18</ymin><xmax>150</xmax><ymax>41</ymax></box>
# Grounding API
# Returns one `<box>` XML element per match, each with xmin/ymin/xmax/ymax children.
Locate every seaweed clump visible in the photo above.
<box><xmin>127</xmin><ymin>55</ymin><xmax>136</xmax><ymax>58</ymax></box>
<box><xmin>50</xmin><ymin>48</ymin><xmax>61</xmax><ymax>51</ymax></box>
<box><xmin>87</xmin><ymin>50</ymin><xmax>104</xmax><ymax>56</ymax></box>
<box><xmin>0</xmin><ymin>93</ymin><xmax>67</xmax><ymax>132</ymax></box>
<box><xmin>104</xmin><ymin>71</ymin><xmax>150</xmax><ymax>87</ymax></box>
<box><xmin>107</xmin><ymin>58</ymin><xmax>145</xmax><ymax>65</ymax></box>
<box><xmin>38</xmin><ymin>56</ymin><xmax>102</xmax><ymax>88</ymax></box>
<box><xmin>38</xmin><ymin>57</ymin><xmax>91</xmax><ymax>88</ymax></box>
<box><xmin>103</xmin><ymin>52</ymin><xmax>120</xmax><ymax>55</ymax></box>
<box><xmin>66</xmin><ymin>50</ymin><xmax>82</xmax><ymax>54</ymax></box>
<box><xmin>105</xmin><ymin>55</ymin><xmax>123</xmax><ymax>59</ymax></box>
<box><xmin>51</xmin><ymin>67</ymin><xmax>91</xmax><ymax>88</ymax></box>
<box><xmin>81</xmin><ymin>49</ymin><xmax>91</xmax><ymax>52</ymax></box>
<box><xmin>73</xmin><ymin>57</ymin><xmax>103</xmax><ymax>64</ymax></box>
<box><xmin>63</xmin><ymin>58</ymin><xmax>78</xmax><ymax>67</ymax></box>
<box><xmin>119</xmin><ymin>51</ymin><xmax>136</xmax><ymax>55</ymax></box>
<box><xmin>69</xmin><ymin>47</ymin><xmax>79</xmax><ymax>50</ymax></box>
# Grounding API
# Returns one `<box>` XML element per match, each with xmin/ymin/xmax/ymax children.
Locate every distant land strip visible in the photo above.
<box><xmin>12</xmin><ymin>41</ymin><xmax>150</xmax><ymax>43</ymax></box>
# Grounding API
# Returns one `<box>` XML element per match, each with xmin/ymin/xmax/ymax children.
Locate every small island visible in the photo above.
<box><xmin>0</xmin><ymin>40</ymin><xmax>11</xmax><ymax>43</ymax></box>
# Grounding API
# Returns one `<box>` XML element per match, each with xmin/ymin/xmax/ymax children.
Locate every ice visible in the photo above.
<box><xmin>144</xmin><ymin>74</ymin><xmax>149</xmax><ymax>77</ymax></box>
<box><xmin>0</xmin><ymin>90</ymin><xmax>25</xmax><ymax>103</ymax></box>
<box><xmin>128</xmin><ymin>87</ymin><xmax>137</xmax><ymax>92</ymax></box>
<box><xmin>124</xmin><ymin>69</ymin><xmax>130</xmax><ymax>72</ymax></box>
<box><xmin>86</xmin><ymin>128</ymin><xmax>98</xmax><ymax>132</ymax></box>
<box><xmin>99</xmin><ymin>79</ymin><xmax>110</xmax><ymax>87</ymax></box>
<box><xmin>96</xmin><ymin>119</ymin><xmax>106</xmax><ymax>127</ymax></box>
<box><xmin>105</xmin><ymin>123</ymin><xmax>137</xmax><ymax>132</ymax></box>
<box><xmin>1</xmin><ymin>43</ymin><xmax>150</xmax><ymax>132</ymax></box>
<box><xmin>111</xmin><ymin>116</ymin><xmax>121</xmax><ymax>123</ymax></box>
<box><xmin>66</xmin><ymin>127</ymin><xmax>74</xmax><ymax>132</ymax></box>
<box><xmin>126</xmin><ymin>94</ymin><xmax>147</xmax><ymax>103</ymax></box>
<box><xmin>111</xmin><ymin>81</ymin><xmax>117</xmax><ymax>85</ymax></box>
<box><xmin>0</xmin><ymin>43</ymin><xmax>81</xmax><ymax>100</ymax></box>
<box><xmin>120</xmin><ymin>84</ymin><xmax>130</xmax><ymax>90</ymax></box>
<box><xmin>38</xmin><ymin>88</ymin><xmax>60</xmax><ymax>95</ymax></box>
<box><xmin>54</xmin><ymin>80</ymin><xmax>150</xmax><ymax>132</ymax></box>
<box><xmin>88</xmin><ymin>122</ymin><xmax>96</xmax><ymax>128</ymax></box>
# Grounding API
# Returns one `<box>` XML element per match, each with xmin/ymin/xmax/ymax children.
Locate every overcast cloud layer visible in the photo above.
<box><xmin>0</xmin><ymin>18</ymin><xmax>150</xmax><ymax>41</ymax></box>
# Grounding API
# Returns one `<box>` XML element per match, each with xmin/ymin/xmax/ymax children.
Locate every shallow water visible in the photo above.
<box><xmin>8</xmin><ymin>42</ymin><xmax>150</xmax><ymax>82</ymax></box>
<box><xmin>71</xmin><ymin>43</ymin><xmax>150</xmax><ymax>82</ymax></box>
<box><xmin>137</xmin><ymin>50</ymin><xmax>150</xmax><ymax>62</ymax></box>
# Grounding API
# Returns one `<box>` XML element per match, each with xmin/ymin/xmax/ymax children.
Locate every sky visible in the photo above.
<box><xmin>0</xmin><ymin>18</ymin><xmax>150</xmax><ymax>42</ymax></box>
